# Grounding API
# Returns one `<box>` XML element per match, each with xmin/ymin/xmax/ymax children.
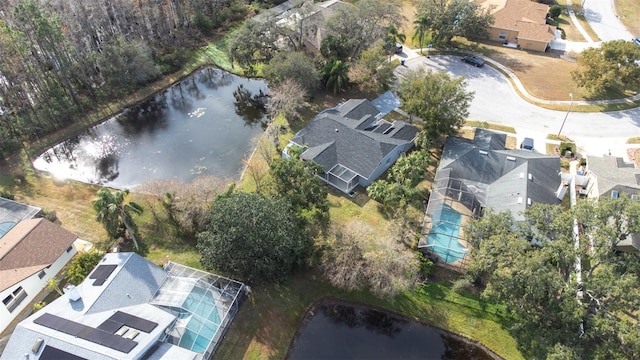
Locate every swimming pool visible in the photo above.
<box><xmin>426</xmin><ymin>204</ymin><xmax>467</xmax><ymax>264</ymax></box>
<box><xmin>179</xmin><ymin>286</ymin><xmax>221</xmax><ymax>353</ymax></box>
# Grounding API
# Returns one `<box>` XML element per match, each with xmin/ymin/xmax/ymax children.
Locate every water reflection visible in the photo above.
<box><xmin>33</xmin><ymin>68</ymin><xmax>268</xmax><ymax>188</ymax></box>
<box><xmin>288</xmin><ymin>302</ymin><xmax>496</xmax><ymax>360</ymax></box>
<box><xmin>233</xmin><ymin>84</ymin><xmax>269</xmax><ymax>128</ymax></box>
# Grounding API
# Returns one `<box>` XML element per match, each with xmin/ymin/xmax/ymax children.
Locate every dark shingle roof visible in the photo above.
<box><xmin>439</xmin><ymin>131</ymin><xmax>560</xmax><ymax>220</ymax></box>
<box><xmin>291</xmin><ymin>99</ymin><xmax>417</xmax><ymax>180</ymax></box>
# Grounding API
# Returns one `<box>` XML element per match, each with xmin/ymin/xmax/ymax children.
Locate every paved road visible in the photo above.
<box><xmin>582</xmin><ymin>0</ymin><xmax>633</xmax><ymax>41</ymax></box>
<box><xmin>396</xmin><ymin>55</ymin><xmax>640</xmax><ymax>156</ymax></box>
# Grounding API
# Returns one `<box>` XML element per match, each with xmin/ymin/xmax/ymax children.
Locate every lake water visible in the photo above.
<box><xmin>288</xmin><ymin>302</ymin><xmax>496</xmax><ymax>360</ymax></box>
<box><xmin>33</xmin><ymin>68</ymin><xmax>269</xmax><ymax>189</ymax></box>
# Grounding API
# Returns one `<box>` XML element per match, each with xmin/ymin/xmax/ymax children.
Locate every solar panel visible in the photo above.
<box><xmin>89</xmin><ymin>264</ymin><xmax>117</xmax><ymax>286</ymax></box>
<box><xmin>97</xmin><ymin>319</ymin><xmax>124</xmax><ymax>333</ymax></box>
<box><xmin>40</xmin><ymin>345</ymin><xmax>87</xmax><ymax>360</ymax></box>
<box><xmin>34</xmin><ymin>313</ymin><xmax>138</xmax><ymax>353</ymax></box>
<box><xmin>108</xmin><ymin>311</ymin><xmax>158</xmax><ymax>333</ymax></box>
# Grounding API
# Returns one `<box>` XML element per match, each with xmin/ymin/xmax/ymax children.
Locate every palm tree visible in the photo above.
<box><xmin>93</xmin><ymin>188</ymin><xmax>143</xmax><ymax>250</ymax></box>
<box><xmin>385</xmin><ymin>25</ymin><xmax>406</xmax><ymax>60</ymax></box>
<box><xmin>413</xmin><ymin>14</ymin><xmax>431</xmax><ymax>54</ymax></box>
<box><xmin>324</xmin><ymin>59</ymin><xmax>349</xmax><ymax>95</ymax></box>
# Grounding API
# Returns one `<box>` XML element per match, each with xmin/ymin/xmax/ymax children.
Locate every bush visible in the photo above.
<box><xmin>560</xmin><ymin>142</ymin><xmax>576</xmax><ymax>157</ymax></box>
<box><xmin>451</xmin><ymin>278</ymin><xmax>474</xmax><ymax>294</ymax></box>
<box><xmin>44</xmin><ymin>209</ymin><xmax>58</xmax><ymax>223</ymax></box>
<box><xmin>560</xmin><ymin>159</ymin><xmax>570</xmax><ymax>169</ymax></box>
<box><xmin>549</xmin><ymin>5</ymin><xmax>562</xmax><ymax>19</ymax></box>
<box><xmin>0</xmin><ymin>191</ymin><xmax>15</xmax><ymax>200</ymax></box>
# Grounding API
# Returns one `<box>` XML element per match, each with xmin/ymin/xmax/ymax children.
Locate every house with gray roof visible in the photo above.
<box><xmin>284</xmin><ymin>98</ymin><xmax>418</xmax><ymax>194</ymax></box>
<box><xmin>419</xmin><ymin>129</ymin><xmax>562</xmax><ymax>266</ymax></box>
<box><xmin>1</xmin><ymin>252</ymin><xmax>246</xmax><ymax>360</ymax></box>
<box><xmin>584</xmin><ymin>154</ymin><xmax>640</xmax><ymax>199</ymax></box>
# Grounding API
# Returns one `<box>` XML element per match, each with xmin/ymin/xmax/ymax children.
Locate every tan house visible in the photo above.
<box><xmin>0</xmin><ymin>218</ymin><xmax>83</xmax><ymax>333</ymax></box>
<box><xmin>478</xmin><ymin>0</ymin><xmax>556</xmax><ymax>52</ymax></box>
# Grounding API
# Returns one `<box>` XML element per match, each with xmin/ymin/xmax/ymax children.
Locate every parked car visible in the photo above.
<box><xmin>395</xmin><ymin>42</ymin><xmax>403</xmax><ymax>54</ymax></box>
<box><xmin>461</xmin><ymin>55</ymin><xmax>484</xmax><ymax>67</ymax></box>
<box><xmin>520</xmin><ymin>137</ymin><xmax>534</xmax><ymax>150</ymax></box>
<box><xmin>633</xmin><ymin>38</ymin><xmax>640</xmax><ymax>47</ymax></box>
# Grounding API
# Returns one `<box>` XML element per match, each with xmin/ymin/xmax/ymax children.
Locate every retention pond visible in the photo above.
<box><xmin>288</xmin><ymin>300</ymin><xmax>498</xmax><ymax>360</ymax></box>
<box><xmin>33</xmin><ymin>67</ymin><xmax>269</xmax><ymax>189</ymax></box>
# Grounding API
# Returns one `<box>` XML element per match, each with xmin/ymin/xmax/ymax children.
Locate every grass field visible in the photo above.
<box><xmin>614</xmin><ymin>0</ymin><xmax>640</xmax><ymax>36</ymax></box>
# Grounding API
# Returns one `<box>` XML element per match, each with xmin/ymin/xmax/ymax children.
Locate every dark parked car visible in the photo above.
<box><xmin>461</xmin><ymin>55</ymin><xmax>485</xmax><ymax>67</ymax></box>
<box><xmin>395</xmin><ymin>43</ymin><xmax>403</xmax><ymax>54</ymax></box>
<box><xmin>520</xmin><ymin>137</ymin><xmax>534</xmax><ymax>150</ymax></box>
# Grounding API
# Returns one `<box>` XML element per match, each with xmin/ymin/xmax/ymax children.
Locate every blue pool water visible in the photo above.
<box><xmin>0</xmin><ymin>221</ymin><xmax>16</xmax><ymax>239</ymax></box>
<box><xmin>179</xmin><ymin>286</ymin><xmax>221</xmax><ymax>353</ymax></box>
<box><xmin>426</xmin><ymin>204</ymin><xmax>467</xmax><ymax>263</ymax></box>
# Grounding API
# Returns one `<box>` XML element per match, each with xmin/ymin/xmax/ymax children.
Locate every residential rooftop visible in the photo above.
<box><xmin>1</xmin><ymin>253</ymin><xmax>246</xmax><ymax>360</ymax></box>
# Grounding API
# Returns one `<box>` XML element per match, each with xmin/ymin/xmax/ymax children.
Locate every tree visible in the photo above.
<box><xmin>317</xmin><ymin>221</ymin><xmax>421</xmax><ymax>298</ymax></box>
<box><xmin>384</xmin><ymin>25</ymin><xmax>406</xmax><ymax>60</ymax></box>
<box><xmin>227</xmin><ymin>17</ymin><xmax>280</xmax><ymax>71</ymax></box>
<box><xmin>197</xmin><ymin>192</ymin><xmax>310</xmax><ymax>283</ymax></box>
<box><xmin>465</xmin><ymin>199</ymin><xmax>640</xmax><ymax>359</ymax></box>
<box><xmin>325</xmin><ymin>0</ymin><xmax>403</xmax><ymax>57</ymax></box>
<box><xmin>266</xmin><ymin>79</ymin><xmax>308</xmax><ymax>123</ymax></box>
<box><xmin>320</xmin><ymin>34</ymin><xmax>351</xmax><ymax>61</ymax></box>
<box><xmin>65</xmin><ymin>250</ymin><xmax>105</xmax><ymax>285</ymax></box>
<box><xmin>349</xmin><ymin>41</ymin><xmax>396</xmax><ymax>93</ymax></box>
<box><xmin>572</xmin><ymin>40</ymin><xmax>640</xmax><ymax>94</ymax></box>
<box><xmin>413</xmin><ymin>14</ymin><xmax>431</xmax><ymax>53</ymax></box>
<box><xmin>397</xmin><ymin>68</ymin><xmax>473</xmax><ymax>139</ymax></box>
<box><xmin>367</xmin><ymin>150</ymin><xmax>429</xmax><ymax>211</ymax></box>
<box><xmin>262</xmin><ymin>51</ymin><xmax>319</xmax><ymax>93</ymax></box>
<box><xmin>416</xmin><ymin>0</ymin><xmax>493</xmax><ymax>45</ymax></box>
<box><xmin>548</xmin><ymin>5</ymin><xmax>563</xmax><ymax>19</ymax></box>
<box><xmin>93</xmin><ymin>188</ymin><xmax>143</xmax><ymax>250</ymax></box>
<box><xmin>268</xmin><ymin>157</ymin><xmax>329</xmax><ymax>222</ymax></box>
<box><xmin>97</xmin><ymin>37</ymin><xmax>160</xmax><ymax>93</ymax></box>
<box><xmin>323</xmin><ymin>59</ymin><xmax>349</xmax><ymax>95</ymax></box>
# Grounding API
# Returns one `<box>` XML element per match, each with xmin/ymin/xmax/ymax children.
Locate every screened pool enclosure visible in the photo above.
<box><xmin>150</xmin><ymin>262</ymin><xmax>246</xmax><ymax>359</ymax></box>
<box><xmin>419</xmin><ymin>169</ymin><xmax>483</xmax><ymax>269</ymax></box>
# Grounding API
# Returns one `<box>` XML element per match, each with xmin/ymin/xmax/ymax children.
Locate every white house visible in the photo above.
<box><xmin>0</xmin><ymin>218</ymin><xmax>82</xmax><ymax>333</ymax></box>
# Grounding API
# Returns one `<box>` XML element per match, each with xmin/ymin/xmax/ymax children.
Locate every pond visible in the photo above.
<box><xmin>287</xmin><ymin>301</ymin><xmax>497</xmax><ymax>360</ymax></box>
<box><xmin>33</xmin><ymin>68</ymin><xmax>269</xmax><ymax>189</ymax></box>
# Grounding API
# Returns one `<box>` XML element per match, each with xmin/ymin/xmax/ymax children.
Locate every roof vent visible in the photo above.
<box><xmin>519</xmin><ymin>172</ymin><xmax>524</xmax><ymax>179</ymax></box>
<box><xmin>528</xmin><ymin>173</ymin><xmax>533</xmax><ymax>181</ymax></box>
<box><xmin>32</xmin><ymin>338</ymin><xmax>43</xmax><ymax>353</ymax></box>
<box><xmin>517</xmin><ymin>197</ymin><xmax>523</xmax><ymax>204</ymax></box>
<box><xmin>335</xmin><ymin>129</ymin><xmax>339</xmax><ymax>132</ymax></box>
<box><xmin>479</xmin><ymin>150</ymin><xmax>488</xmax><ymax>155</ymax></box>
<box><xmin>527</xmin><ymin>198</ymin><xmax>532</xmax><ymax>205</ymax></box>
<box><xmin>506</xmin><ymin>156</ymin><xmax>516</xmax><ymax>161</ymax></box>
<box><xmin>63</xmin><ymin>283</ymin><xmax>81</xmax><ymax>302</ymax></box>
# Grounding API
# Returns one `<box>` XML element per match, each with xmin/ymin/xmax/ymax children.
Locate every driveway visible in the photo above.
<box><xmin>582</xmin><ymin>0</ymin><xmax>633</xmax><ymax>41</ymax></box>
<box><xmin>396</xmin><ymin>55</ymin><xmax>640</xmax><ymax>156</ymax></box>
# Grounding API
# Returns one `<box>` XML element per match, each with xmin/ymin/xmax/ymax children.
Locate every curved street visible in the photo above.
<box><xmin>582</xmin><ymin>0</ymin><xmax>633</xmax><ymax>41</ymax></box>
<box><xmin>395</xmin><ymin>53</ymin><xmax>640</xmax><ymax>157</ymax></box>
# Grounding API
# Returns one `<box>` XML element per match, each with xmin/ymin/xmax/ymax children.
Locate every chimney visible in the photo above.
<box><xmin>63</xmin><ymin>283</ymin><xmax>81</xmax><ymax>302</ymax></box>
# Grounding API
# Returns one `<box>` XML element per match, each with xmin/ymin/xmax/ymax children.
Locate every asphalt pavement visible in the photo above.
<box><xmin>582</xmin><ymin>0</ymin><xmax>633</xmax><ymax>41</ymax></box>
<box><xmin>394</xmin><ymin>51</ymin><xmax>640</xmax><ymax>157</ymax></box>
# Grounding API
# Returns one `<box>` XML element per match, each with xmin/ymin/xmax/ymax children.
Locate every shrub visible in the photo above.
<box><xmin>560</xmin><ymin>159</ymin><xmax>570</xmax><ymax>169</ymax></box>
<box><xmin>549</xmin><ymin>5</ymin><xmax>562</xmax><ymax>19</ymax></box>
<box><xmin>451</xmin><ymin>278</ymin><xmax>474</xmax><ymax>294</ymax></box>
<box><xmin>0</xmin><ymin>191</ymin><xmax>15</xmax><ymax>200</ymax></box>
<box><xmin>560</xmin><ymin>142</ymin><xmax>576</xmax><ymax>157</ymax></box>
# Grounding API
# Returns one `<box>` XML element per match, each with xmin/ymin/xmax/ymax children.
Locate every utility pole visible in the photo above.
<box><xmin>557</xmin><ymin>93</ymin><xmax>573</xmax><ymax>139</ymax></box>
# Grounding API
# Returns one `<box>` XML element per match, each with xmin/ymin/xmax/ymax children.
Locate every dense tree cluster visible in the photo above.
<box><xmin>465</xmin><ymin>199</ymin><xmax>640</xmax><ymax>359</ymax></box>
<box><xmin>0</xmin><ymin>0</ymin><xmax>262</xmax><ymax>158</ymax></box>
